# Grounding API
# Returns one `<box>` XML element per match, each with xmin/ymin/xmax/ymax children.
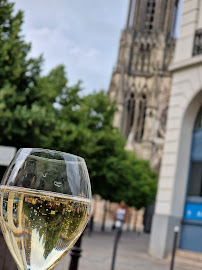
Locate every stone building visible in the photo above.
<box><xmin>108</xmin><ymin>0</ymin><xmax>179</xmax><ymax>171</ymax></box>
<box><xmin>150</xmin><ymin>0</ymin><xmax>202</xmax><ymax>258</ymax></box>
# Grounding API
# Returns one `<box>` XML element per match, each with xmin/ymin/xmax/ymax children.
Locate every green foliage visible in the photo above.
<box><xmin>54</xmin><ymin>89</ymin><xmax>128</xmax><ymax>203</ymax></box>
<box><xmin>121</xmin><ymin>152</ymin><xmax>158</xmax><ymax>209</ymax></box>
<box><xmin>0</xmin><ymin>0</ymin><xmax>54</xmax><ymax>148</ymax></box>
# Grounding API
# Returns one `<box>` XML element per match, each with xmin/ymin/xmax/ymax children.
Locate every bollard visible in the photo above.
<box><xmin>69</xmin><ymin>233</ymin><xmax>83</xmax><ymax>270</ymax></box>
<box><xmin>88</xmin><ymin>214</ymin><xmax>94</xmax><ymax>236</ymax></box>
<box><xmin>101</xmin><ymin>201</ymin><xmax>107</xmax><ymax>232</ymax></box>
<box><xmin>0</xmin><ymin>234</ymin><xmax>17</xmax><ymax>270</ymax></box>
<box><xmin>170</xmin><ymin>226</ymin><xmax>179</xmax><ymax>270</ymax></box>
<box><xmin>111</xmin><ymin>224</ymin><xmax>122</xmax><ymax>270</ymax></box>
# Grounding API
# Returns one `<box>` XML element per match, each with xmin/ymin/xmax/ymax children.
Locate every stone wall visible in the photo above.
<box><xmin>91</xmin><ymin>196</ymin><xmax>144</xmax><ymax>232</ymax></box>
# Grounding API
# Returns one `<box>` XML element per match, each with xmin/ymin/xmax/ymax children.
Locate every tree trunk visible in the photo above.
<box><xmin>101</xmin><ymin>200</ymin><xmax>107</xmax><ymax>232</ymax></box>
<box><xmin>133</xmin><ymin>210</ymin><xmax>138</xmax><ymax>232</ymax></box>
<box><xmin>127</xmin><ymin>208</ymin><xmax>132</xmax><ymax>231</ymax></box>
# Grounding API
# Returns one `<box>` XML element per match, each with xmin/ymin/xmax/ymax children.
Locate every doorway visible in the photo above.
<box><xmin>180</xmin><ymin>106</ymin><xmax>202</xmax><ymax>252</ymax></box>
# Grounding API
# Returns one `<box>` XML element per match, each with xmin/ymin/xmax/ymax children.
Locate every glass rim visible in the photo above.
<box><xmin>19</xmin><ymin>148</ymin><xmax>85</xmax><ymax>164</ymax></box>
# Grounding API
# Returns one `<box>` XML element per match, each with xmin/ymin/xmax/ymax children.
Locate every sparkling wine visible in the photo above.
<box><xmin>0</xmin><ymin>185</ymin><xmax>90</xmax><ymax>270</ymax></box>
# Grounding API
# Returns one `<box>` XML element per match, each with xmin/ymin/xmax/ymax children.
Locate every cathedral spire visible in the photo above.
<box><xmin>108</xmin><ymin>0</ymin><xmax>179</xmax><ymax>170</ymax></box>
<box><xmin>125</xmin><ymin>0</ymin><xmax>179</xmax><ymax>35</ymax></box>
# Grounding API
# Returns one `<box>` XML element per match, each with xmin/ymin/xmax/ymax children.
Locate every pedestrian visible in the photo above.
<box><xmin>114</xmin><ymin>201</ymin><xmax>126</xmax><ymax>230</ymax></box>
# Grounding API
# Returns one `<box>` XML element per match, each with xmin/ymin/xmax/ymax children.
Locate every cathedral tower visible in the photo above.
<box><xmin>108</xmin><ymin>0</ymin><xmax>179</xmax><ymax>170</ymax></box>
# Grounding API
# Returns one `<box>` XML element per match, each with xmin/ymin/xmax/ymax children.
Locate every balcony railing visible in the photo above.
<box><xmin>193</xmin><ymin>28</ymin><xmax>202</xmax><ymax>56</ymax></box>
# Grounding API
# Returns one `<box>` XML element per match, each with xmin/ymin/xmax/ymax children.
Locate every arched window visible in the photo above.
<box><xmin>180</xmin><ymin>106</ymin><xmax>202</xmax><ymax>253</ymax></box>
<box><xmin>124</xmin><ymin>92</ymin><xmax>146</xmax><ymax>142</ymax></box>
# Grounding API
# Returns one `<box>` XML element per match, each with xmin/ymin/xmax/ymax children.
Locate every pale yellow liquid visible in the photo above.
<box><xmin>0</xmin><ymin>186</ymin><xmax>90</xmax><ymax>270</ymax></box>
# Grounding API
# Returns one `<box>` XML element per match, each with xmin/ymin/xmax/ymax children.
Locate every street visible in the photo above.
<box><xmin>55</xmin><ymin>229</ymin><xmax>187</xmax><ymax>270</ymax></box>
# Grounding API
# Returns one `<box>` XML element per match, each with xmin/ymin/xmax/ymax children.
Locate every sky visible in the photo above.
<box><xmin>14</xmin><ymin>0</ymin><xmax>182</xmax><ymax>95</ymax></box>
<box><xmin>14</xmin><ymin>0</ymin><xmax>129</xmax><ymax>94</ymax></box>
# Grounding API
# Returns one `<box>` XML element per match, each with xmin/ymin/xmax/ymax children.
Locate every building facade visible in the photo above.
<box><xmin>150</xmin><ymin>0</ymin><xmax>202</xmax><ymax>258</ymax></box>
<box><xmin>108</xmin><ymin>0</ymin><xmax>179</xmax><ymax>171</ymax></box>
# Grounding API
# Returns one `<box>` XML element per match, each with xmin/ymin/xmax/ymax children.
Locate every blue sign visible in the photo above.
<box><xmin>184</xmin><ymin>203</ymin><xmax>202</xmax><ymax>220</ymax></box>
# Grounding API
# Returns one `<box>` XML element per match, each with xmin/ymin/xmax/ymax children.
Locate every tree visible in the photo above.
<box><xmin>55</xmin><ymin>88</ymin><xmax>158</xmax><ymax>230</ymax></box>
<box><xmin>55</xmin><ymin>89</ymin><xmax>127</xmax><ymax>200</ymax></box>
<box><xmin>0</xmin><ymin>1</ymin><xmax>41</xmax><ymax>90</ymax></box>
<box><xmin>0</xmin><ymin>0</ymin><xmax>69</xmax><ymax>150</ymax></box>
<box><xmin>121</xmin><ymin>152</ymin><xmax>158</xmax><ymax>210</ymax></box>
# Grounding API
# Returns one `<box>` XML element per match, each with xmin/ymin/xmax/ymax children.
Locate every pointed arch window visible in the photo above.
<box><xmin>124</xmin><ymin>92</ymin><xmax>146</xmax><ymax>142</ymax></box>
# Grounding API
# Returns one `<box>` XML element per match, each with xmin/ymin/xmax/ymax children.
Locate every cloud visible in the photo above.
<box><xmin>14</xmin><ymin>0</ymin><xmax>129</xmax><ymax>93</ymax></box>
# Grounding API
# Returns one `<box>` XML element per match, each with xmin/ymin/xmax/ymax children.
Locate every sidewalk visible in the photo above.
<box><xmin>55</xmin><ymin>229</ymin><xmax>186</xmax><ymax>270</ymax></box>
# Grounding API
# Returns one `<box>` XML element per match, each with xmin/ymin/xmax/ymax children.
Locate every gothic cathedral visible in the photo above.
<box><xmin>108</xmin><ymin>0</ymin><xmax>179</xmax><ymax>171</ymax></box>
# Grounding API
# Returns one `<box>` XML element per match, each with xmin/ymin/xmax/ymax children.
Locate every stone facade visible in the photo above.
<box><xmin>108</xmin><ymin>0</ymin><xmax>178</xmax><ymax>171</ymax></box>
<box><xmin>91</xmin><ymin>196</ymin><xmax>144</xmax><ymax>231</ymax></box>
<box><xmin>149</xmin><ymin>0</ymin><xmax>202</xmax><ymax>258</ymax></box>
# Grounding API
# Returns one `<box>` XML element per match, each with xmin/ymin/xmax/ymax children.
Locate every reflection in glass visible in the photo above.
<box><xmin>0</xmin><ymin>148</ymin><xmax>91</xmax><ymax>270</ymax></box>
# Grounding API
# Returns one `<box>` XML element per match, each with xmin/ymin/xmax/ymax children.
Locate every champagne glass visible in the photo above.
<box><xmin>0</xmin><ymin>148</ymin><xmax>91</xmax><ymax>270</ymax></box>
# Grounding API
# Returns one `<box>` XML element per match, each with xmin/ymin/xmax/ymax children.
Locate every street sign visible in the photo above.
<box><xmin>184</xmin><ymin>203</ymin><xmax>202</xmax><ymax>220</ymax></box>
<box><xmin>0</xmin><ymin>146</ymin><xmax>16</xmax><ymax>166</ymax></box>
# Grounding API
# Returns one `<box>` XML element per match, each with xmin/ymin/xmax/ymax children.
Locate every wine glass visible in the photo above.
<box><xmin>0</xmin><ymin>148</ymin><xmax>91</xmax><ymax>270</ymax></box>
